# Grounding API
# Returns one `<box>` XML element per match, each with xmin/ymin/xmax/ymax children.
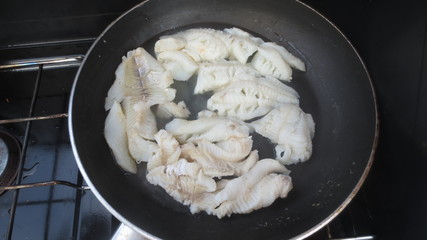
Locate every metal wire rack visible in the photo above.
<box><xmin>0</xmin><ymin>54</ymin><xmax>90</xmax><ymax>240</ymax></box>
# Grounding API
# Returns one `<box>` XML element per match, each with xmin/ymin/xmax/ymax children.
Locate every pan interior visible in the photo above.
<box><xmin>69</xmin><ymin>0</ymin><xmax>377</xmax><ymax>239</ymax></box>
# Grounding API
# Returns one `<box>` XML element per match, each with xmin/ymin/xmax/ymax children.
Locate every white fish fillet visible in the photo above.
<box><xmin>178</xmin><ymin>135</ymin><xmax>253</xmax><ymax>178</ymax></box>
<box><xmin>181</xmin><ymin>48</ymin><xmax>203</xmax><ymax>62</ymax></box>
<box><xmin>180</xmin><ymin>142</ymin><xmax>235</xmax><ymax>178</ymax></box>
<box><xmin>211</xmin><ymin>136</ymin><xmax>253</xmax><ymax>162</ymax></box>
<box><xmin>194</xmin><ymin>61</ymin><xmax>260</xmax><ymax>94</ymax></box>
<box><xmin>146</xmin><ymin>159</ymin><xmax>216</xmax><ymax>205</ymax></box>
<box><xmin>197</xmin><ymin>110</ymin><xmax>218</xmax><ymax>118</ymax></box>
<box><xmin>127</xmin><ymin>132</ymin><xmax>158</xmax><ymax>163</ymax></box>
<box><xmin>214</xmin><ymin>158</ymin><xmax>289</xmax><ymax>204</ymax></box>
<box><xmin>154</xmin><ymin>37</ymin><xmax>186</xmax><ymax>53</ymax></box>
<box><xmin>155</xmin><ymin>101</ymin><xmax>191</xmax><ymax>119</ymax></box>
<box><xmin>104</xmin><ymin>101</ymin><xmax>137</xmax><ymax>173</ymax></box>
<box><xmin>263</xmin><ymin>42</ymin><xmax>306</xmax><ymax>72</ymax></box>
<box><xmin>223</xmin><ymin>27</ymin><xmax>260</xmax><ymax>64</ymax></box>
<box><xmin>105</xmin><ymin>60</ymin><xmax>126</xmax><ymax>110</ymax></box>
<box><xmin>211</xmin><ymin>173</ymin><xmax>292</xmax><ymax>218</ymax></box>
<box><xmin>106</xmin><ymin>48</ymin><xmax>175</xmax><ymax>110</ymax></box>
<box><xmin>251</xmin><ymin>43</ymin><xmax>293</xmax><ymax>81</ymax></box>
<box><xmin>147</xmin><ymin>129</ymin><xmax>181</xmax><ymax>171</ymax></box>
<box><xmin>223</xmin><ymin>27</ymin><xmax>264</xmax><ymax>45</ymax></box>
<box><xmin>207</xmin><ymin>76</ymin><xmax>299</xmax><ymax>120</ymax></box>
<box><xmin>189</xmin><ymin>159</ymin><xmax>292</xmax><ymax>218</ymax></box>
<box><xmin>133</xmin><ymin>47</ymin><xmax>174</xmax><ymax>88</ymax></box>
<box><xmin>156</xmin><ymin>50</ymin><xmax>198</xmax><ymax>81</ymax></box>
<box><xmin>165</xmin><ymin>117</ymin><xmax>251</xmax><ymax>143</ymax></box>
<box><xmin>122</xmin><ymin>98</ymin><xmax>157</xmax><ymax>141</ymax></box>
<box><xmin>177</xmin><ymin>28</ymin><xmax>229</xmax><ymax>62</ymax></box>
<box><xmin>227</xmin><ymin>150</ymin><xmax>259</xmax><ymax>177</ymax></box>
<box><xmin>251</xmin><ymin>104</ymin><xmax>315</xmax><ymax>165</ymax></box>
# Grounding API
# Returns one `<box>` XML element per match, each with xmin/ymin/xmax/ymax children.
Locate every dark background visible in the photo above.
<box><xmin>1</xmin><ymin>0</ymin><xmax>426</xmax><ymax>239</ymax></box>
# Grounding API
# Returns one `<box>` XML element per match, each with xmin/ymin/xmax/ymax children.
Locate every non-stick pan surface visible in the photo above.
<box><xmin>69</xmin><ymin>0</ymin><xmax>378</xmax><ymax>239</ymax></box>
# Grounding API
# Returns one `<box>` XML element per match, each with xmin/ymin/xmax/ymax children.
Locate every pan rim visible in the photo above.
<box><xmin>68</xmin><ymin>0</ymin><xmax>379</xmax><ymax>239</ymax></box>
<box><xmin>291</xmin><ymin>1</ymin><xmax>379</xmax><ymax>239</ymax></box>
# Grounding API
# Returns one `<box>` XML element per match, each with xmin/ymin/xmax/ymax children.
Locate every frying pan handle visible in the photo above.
<box><xmin>112</xmin><ymin>223</ymin><xmax>148</xmax><ymax>240</ymax></box>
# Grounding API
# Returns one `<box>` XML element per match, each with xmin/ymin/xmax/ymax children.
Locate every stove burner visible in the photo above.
<box><xmin>0</xmin><ymin>130</ymin><xmax>21</xmax><ymax>195</ymax></box>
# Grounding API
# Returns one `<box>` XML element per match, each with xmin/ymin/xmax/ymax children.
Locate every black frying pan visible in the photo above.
<box><xmin>69</xmin><ymin>0</ymin><xmax>378</xmax><ymax>239</ymax></box>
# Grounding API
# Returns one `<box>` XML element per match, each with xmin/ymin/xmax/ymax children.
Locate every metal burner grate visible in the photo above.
<box><xmin>0</xmin><ymin>40</ymin><xmax>117</xmax><ymax>239</ymax></box>
<box><xmin>0</xmin><ymin>59</ymin><xmax>88</xmax><ymax>240</ymax></box>
<box><xmin>0</xmin><ymin>40</ymin><xmax>374</xmax><ymax>240</ymax></box>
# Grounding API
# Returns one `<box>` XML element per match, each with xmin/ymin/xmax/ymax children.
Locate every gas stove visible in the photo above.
<box><xmin>1</xmin><ymin>0</ymin><xmax>426</xmax><ymax>239</ymax></box>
